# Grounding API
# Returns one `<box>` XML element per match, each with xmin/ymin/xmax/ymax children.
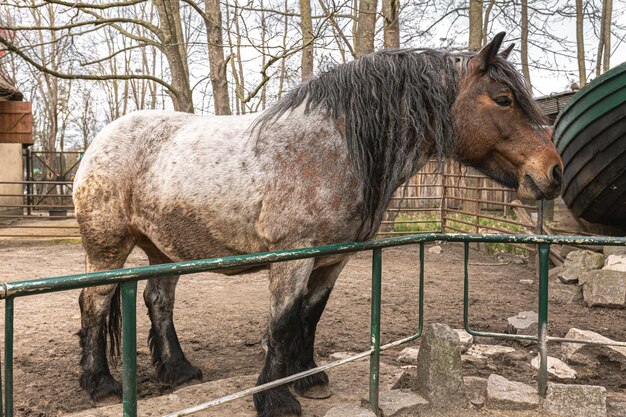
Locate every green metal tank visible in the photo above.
<box><xmin>554</xmin><ymin>62</ymin><xmax>626</xmax><ymax>229</ymax></box>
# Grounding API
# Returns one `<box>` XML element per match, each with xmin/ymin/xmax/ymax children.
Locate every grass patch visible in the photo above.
<box><xmin>389</xmin><ymin>212</ymin><xmax>529</xmax><ymax>255</ymax></box>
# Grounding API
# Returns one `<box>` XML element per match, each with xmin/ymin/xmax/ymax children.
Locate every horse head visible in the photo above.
<box><xmin>452</xmin><ymin>32</ymin><xmax>563</xmax><ymax>200</ymax></box>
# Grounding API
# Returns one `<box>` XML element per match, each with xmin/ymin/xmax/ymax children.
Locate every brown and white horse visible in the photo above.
<box><xmin>73</xmin><ymin>32</ymin><xmax>562</xmax><ymax>417</ymax></box>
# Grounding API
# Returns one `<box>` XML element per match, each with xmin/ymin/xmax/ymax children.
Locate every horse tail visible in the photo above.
<box><xmin>107</xmin><ymin>284</ymin><xmax>122</xmax><ymax>365</ymax></box>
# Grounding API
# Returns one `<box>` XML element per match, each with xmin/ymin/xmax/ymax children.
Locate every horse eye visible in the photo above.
<box><xmin>494</xmin><ymin>96</ymin><xmax>512</xmax><ymax>107</ymax></box>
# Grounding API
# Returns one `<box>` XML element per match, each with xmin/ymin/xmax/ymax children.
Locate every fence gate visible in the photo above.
<box><xmin>0</xmin><ymin>149</ymin><xmax>82</xmax><ymax>238</ymax></box>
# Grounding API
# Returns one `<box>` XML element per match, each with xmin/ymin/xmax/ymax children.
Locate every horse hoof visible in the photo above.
<box><xmin>80</xmin><ymin>372</ymin><xmax>122</xmax><ymax>402</ymax></box>
<box><xmin>253</xmin><ymin>386</ymin><xmax>302</xmax><ymax>417</ymax></box>
<box><xmin>156</xmin><ymin>358</ymin><xmax>203</xmax><ymax>388</ymax></box>
<box><xmin>294</xmin><ymin>383</ymin><xmax>331</xmax><ymax>399</ymax></box>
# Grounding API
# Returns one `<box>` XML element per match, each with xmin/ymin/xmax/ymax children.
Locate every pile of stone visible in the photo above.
<box><xmin>326</xmin><ymin>323</ymin><xmax>626</xmax><ymax>417</ymax></box>
<box><xmin>552</xmin><ymin>246</ymin><xmax>626</xmax><ymax>308</ymax></box>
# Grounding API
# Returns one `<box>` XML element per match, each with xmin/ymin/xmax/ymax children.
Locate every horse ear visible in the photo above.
<box><xmin>475</xmin><ymin>31</ymin><xmax>506</xmax><ymax>72</ymax></box>
<box><xmin>499</xmin><ymin>43</ymin><xmax>515</xmax><ymax>60</ymax></box>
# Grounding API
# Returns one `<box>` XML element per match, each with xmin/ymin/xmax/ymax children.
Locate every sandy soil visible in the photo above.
<box><xmin>1</xmin><ymin>238</ymin><xmax>625</xmax><ymax>416</ymax></box>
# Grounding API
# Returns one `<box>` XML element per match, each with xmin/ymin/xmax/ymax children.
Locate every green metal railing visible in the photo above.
<box><xmin>1</xmin><ymin>233</ymin><xmax>625</xmax><ymax>417</ymax></box>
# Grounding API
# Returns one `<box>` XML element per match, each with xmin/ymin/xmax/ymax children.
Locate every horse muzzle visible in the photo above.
<box><xmin>517</xmin><ymin>164</ymin><xmax>562</xmax><ymax>200</ymax></box>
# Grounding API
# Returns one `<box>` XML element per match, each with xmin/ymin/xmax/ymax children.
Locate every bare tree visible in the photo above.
<box><xmin>468</xmin><ymin>0</ymin><xmax>483</xmax><ymax>50</ymax></box>
<box><xmin>382</xmin><ymin>0</ymin><xmax>400</xmax><ymax>48</ymax></box>
<box><xmin>355</xmin><ymin>0</ymin><xmax>378</xmax><ymax>56</ymax></box>
<box><xmin>300</xmin><ymin>0</ymin><xmax>314</xmax><ymax>79</ymax></box>
<box><xmin>521</xmin><ymin>0</ymin><xmax>531</xmax><ymax>85</ymax></box>
<box><xmin>204</xmin><ymin>0</ymin><xmax>231</xmax><ymax>114</ymax></box>
<box><xmin>576</xmin><ymin>0</ymin><xmax>586</xmax><ymax>86</ymax></box>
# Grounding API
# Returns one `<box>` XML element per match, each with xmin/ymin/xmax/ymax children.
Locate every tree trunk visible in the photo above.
<box><xmin>521</xmin><ymin>0</ymin><xmax>531</xmax><ymax>86</ymax></box>
<box><xmin>602</xmin><ymin>0</ymin><xmax>612</xmax><ymax>73</ymax></box>
<box><xmin>355</xmin><ymin>0</ymin><xmax>378</xmax><ymax>56</ymax></box>
<box><xmin>204</xmin><ymin>0</ymin><xmax>231</xmax><ymax>115</ymax></box>
<box><xmin>300</xmin><ymin>0</ymin><xmax>314</xmax><ymax>80</ymax></box>
<box><xmin>153</xmin><ymin>0</ymin><xmax>194</xmax><ymax>112</ymax></box>
<box><xmin>468</xmin><ymin>0</ymin><xmax>483</xmax><ymax>51</ymax></box>
<box><xmin>576</xmin><ymin>0</ymin><xmax>586</xmax><ymax>87</ymax></box>
<box><xmin>382</xmin><ymin>0</ymin><xmax>400</xmax><ymax>48</ymax></box>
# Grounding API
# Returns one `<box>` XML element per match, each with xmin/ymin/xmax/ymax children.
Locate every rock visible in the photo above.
<box><xmin>486</xmin><ymin>374</ymin><xmax>539</xmax><ymax>410</ymax></box>
<box><xmin>605</xmin><ymin>246</ymin><xmax>626</xmax><ymax>257</ymax></box>
<box><xmin>543</xmin><ymin>383</ymin><xmax>606</xmax><ymax>417</ymax></box>
<box><xmin>580</xmin><ymin>270</ymin><xmax>626</xmax><ymax>308</ymax></box>
<box><xmin>530</xmin><ymin>355</ymin><xmax>577</xmax><ymax>379</ymax></box>
<box><xmin>549</xmin><ymin>266</ymin><xmax>565</xmax><ymax>281</ymax></box>
<box><xmin>561</xmin><ymin>328</ymin><xmax>626</xmax><ymax>369</ymax></box>
<box><xmin>607</xmin><ymin>392</ymin><xmax>626</xmax><ymax>417</ymax></box>
<box><xmin>415</xmin><ymin>323</ymin><xmax>466</xmax><ymax>408</ymax></box>
<box><xmin>507</xmin><ymin>311</ymin><xmax>538</xmax><ymax>346</ymax></box>
<box><xmin>392</xmin><ymin>369</ymin><xmax>415</xmax><ymax>390</ymax></box>
<box><xmin>565</xmin><ymin>250</ymin><xmax>605</xmax><ymax>271</ymax></box>
<box><xmin>330</xmin><ymin>351</ymin><xmax>355</xmax><ymax>361</ymax></box>
<box><xmin>396</xmin><ymin>347</ymin><xmax>420</xmax><ymax>365</ymax></box>
<box><xmin>605</xmin><ymin>255</ymin><xmax>626</xmax><ymax>272</ymax></box>
<box><xmin>325</xmin><ymin>404</ymin><xmax>377</xmax><ymax>417</ymax></box>
<box><xmin>550</xmin><ymin>282</ymin><xmax>583</xmax><ymax>304</ymax></box>
<box><xmin>377</xmin><ymin>389</ymin><xmax>430</xmax><ymax>417</ymax></box>
<box><xmin>465</xmin><ymin>344</ymin><xmax>516</xmax><ymax>358</ymax></box>
<box><xmin>464</xmin><ymin>376</ymin><xmax>487</xmax><ymax>409</ymax></box>
<box><xmin>428</xmin><ymin>245</ymin><xmax>442</xmax><ymax>254</ymax></box>
<box><xmin>454</xmin><ymin>329</ymin><xmax>474</xmax><ymax>353</ymax></box>
<box><xmin>519</xmin><ymin>279</ymin><xmax>534</xmax><ymax>285</ymax></box>
<box><xmin>558</xmin><ymin>267</ymin><xmax>584</xmax><ymax>284</ymax></box>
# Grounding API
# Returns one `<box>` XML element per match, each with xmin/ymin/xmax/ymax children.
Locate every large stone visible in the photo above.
<box><xmin>565</xmin><ymin>250</ymin><xmax>605</xmax><ymax>271</ymax></box>
<box><xmin>428</xmin><ymin>245</ymin><xmax>442</xmax><ymax>254</ymax></box>
<box><xmin>607</xmin><ymin>392</ymin><xmax>626</xmax><ymax>417</ymax></box>
<box><xmin>561</xmin><ymin>328</ymin><xmax>626</xmax><ymax>369</ymax></box>
<box><xmin>396</xmin><ymin>347</ymin><xmax>419</xmax><ymax>365</ymax></box>
<box><xmin>543</xmin><ymin>383</ymin><xmax>606</xmax><ymax>417</ymax></box>
<box><xmin>464</xmin><ymin>376</ymin><xmax>488</xmax><ymax>409</ymax></box>
<box><xmin>580</xmin><ymin>270</ymin><xmax>626</xmax><ymax>308</ymax></box>
<box><xmin>605</xmin><ymin>255</ymin><xmax>626</xmax><ymax>272</ymax></box>
<box><xmin>415</xmin><ymin>323</ymin><xmax>466</xmax><ymax>408</ymax></box>
<box><xmin>558</xmin><ymin>267</ymin><xmax>585</xmax><ymax>284</ymax></box>
<box><xmin>454</xmin><ymin>329</ymin><xmax>474</xmax><ymax>353</ymax></box>
<box><xmin>530</xmin><ymin>355</ymin><xmax>577</xmax><ymax>379</ymax></box>
<box><xmin>549</xmin><ymin>266</ymin><xmax>565</xmax><ymax>281</ymax></box>
<box><xmin>377</xmin><ymin>389</ymin><xmax>429</xmax><ymax>417</ymax></box>
<box><xmin>550</xmin><ymin>281</ymin><xmax>583</xmax><ymax>304</ymax></box>
<box><xmin>486</xmin><ymin>374</ymin><xmax>539</xmax><ymax>410</ymax></box>
<box><xmin>465</xmin><ymin>344</ymin><xmax>516</xmax><ymax>358</ymax></box>
<box><xmin>325</xmin><ymin>404</ymin><xmax>377</xmax><ymax>417</ymax></box>
<box><xmin>605</xmin><ymin>246</ymin><xmax>626</xmax><ymax>257</ymax></box>
<box><xmin>507</xmin><ymin>311</ymin><xmax>538</xmax><ymax>345</ymax></box>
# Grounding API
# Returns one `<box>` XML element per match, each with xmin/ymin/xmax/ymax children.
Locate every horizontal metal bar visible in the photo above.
<box><xmin>0</xmin><ymin>225</ymin><xmax>79</xmax><ymax>229</ymax></box>
<box><xmin>0</xmin><ymin>234</ymin><xmax>80</xmax><ymax>238</ymax></box>
<box><xmin>444</xmin><ymin>197</ymin><xmax>535</xmax><ymax>209</ymax></box>
<box><xmin>0</xmin><ymin>205</ymin><xmax>74</xmax><ymax>209</ymax></box>
<box><xmin>2</xmin><ymin>234</ymin><xmax>624</xmax><ymax>299</ymax></box>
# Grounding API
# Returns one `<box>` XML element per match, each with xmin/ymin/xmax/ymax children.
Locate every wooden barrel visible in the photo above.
<box><xmin>554</xmin><ymin>62</ymin><xmax>626</xmax><ymax>228</ymax></box>
<box><xmin>0</xmin><ymin>101</ymin><xmax>33</xmax><ymax>145</ymax></box>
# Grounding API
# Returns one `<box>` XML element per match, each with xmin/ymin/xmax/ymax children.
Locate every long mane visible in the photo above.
<box><xmin>256</xmin><ymin>48</ymin><xmax>543</xmax><ymax>235</ymax></box>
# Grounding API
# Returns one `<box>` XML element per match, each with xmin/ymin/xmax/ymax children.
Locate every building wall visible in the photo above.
<box><xmin>0</xmin><ymin>143</ymin><xmax>23</xmax><ymax>215</ymax></box>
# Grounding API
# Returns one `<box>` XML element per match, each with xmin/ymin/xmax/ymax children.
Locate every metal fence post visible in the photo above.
<box><xmin>4</xmin><ymin>298</ymin><xmax>14</xmax><ymax>417</ymax></box>
<box><xmin>369</xmin><ymin>248</ymin><xmax>382</xmax><ymax>415</ymax></box>
<box><xmin>537</xmin><ymin>243</ymin><xmax>550</xmax><ymax>396</ymax></box>
<box><xmin>121</xmin><ymin>281</ymin><xmax>138</xmax><ymax>417</ymax></box>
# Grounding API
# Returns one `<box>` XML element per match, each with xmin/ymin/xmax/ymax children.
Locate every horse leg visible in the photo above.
<box><xmin>79</xmin><ymin>240</ymin><xmax>135</xmax><ymax>401</ymax></box>
<box><xmin>290</xmin><ymin>260</ymin><xmax>347</xmax><ymax>399</ymax></box>
<box><xmin>253</xmin><ymin>258</ymin><xmax>315</xmax><ymax>417</ymax></box>
<box><xmin>141</xmin><ymin>245</ymin><xmax>203</xmax><ymax>387</ymax></box>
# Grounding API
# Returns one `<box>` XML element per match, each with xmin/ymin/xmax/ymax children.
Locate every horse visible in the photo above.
<box><xmin>73</xmin><ymin>32</ymin><xmax>562</xmax><ymax>417</ymax></box>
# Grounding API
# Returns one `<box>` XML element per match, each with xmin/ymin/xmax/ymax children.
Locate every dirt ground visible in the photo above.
<box><xmin>1</xmin><ymin>237</ymin><xmax>625</xmax><ymax>417</ymax></box>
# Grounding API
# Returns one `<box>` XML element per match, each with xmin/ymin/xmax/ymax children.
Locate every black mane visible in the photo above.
<box><xmin>257</xmin><ymin>48</ymin><xmax>543</xmax><ymax>236</ymax></box>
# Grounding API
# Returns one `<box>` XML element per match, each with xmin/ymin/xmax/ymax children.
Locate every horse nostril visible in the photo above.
<box><xmin>551</xmin><ymin>164</ymin><xmax>563</xmax><ymax>188</ymax></box>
